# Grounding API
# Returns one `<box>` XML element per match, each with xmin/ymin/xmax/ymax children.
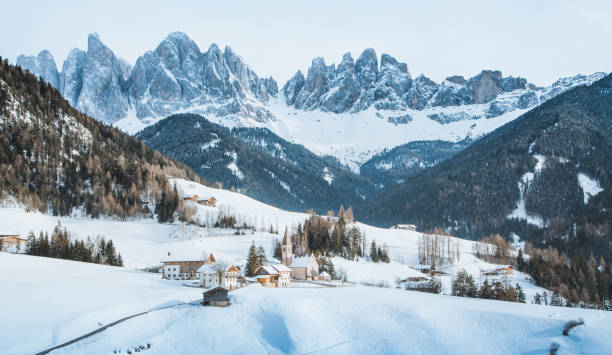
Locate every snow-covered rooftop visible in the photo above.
<box><xmin>290</xmin><ymin>255</ymin><xmax>314</xmax><ymax>268</ymax></box>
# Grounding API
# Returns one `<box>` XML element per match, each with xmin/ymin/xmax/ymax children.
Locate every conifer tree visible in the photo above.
<box><xmin>516</xmin><ymin>283</ymin><xmax>526</xmax><ymax>303</ymax></box>
<box><xmin>370</xmin><ymin>240</ymin><xmax>379</xmax><ymax>262</ymax></box>
<box><xmin>245</xmin><ymin>243</ymin><xmax>258</xmax><ymax>277</ymax></box>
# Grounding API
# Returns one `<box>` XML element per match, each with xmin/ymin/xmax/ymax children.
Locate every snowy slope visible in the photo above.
<box><xmin>1</xmin><ymin>178</ymin><xmax>543</xmax><ymax>294</ymax></box>
<box><xmin>0</xmin><ymin>253</ymin><xmax>202</xmax><ymax>355</ymax></box>
<box><xmin>0</xmin><ymin>177</ymin><xmax>604</xmax><ymax>354</ymax></box>
<box><xmin>2</xmin><ymin>260</ymin><xmax>610</xmax><ymax>355</ymax></box>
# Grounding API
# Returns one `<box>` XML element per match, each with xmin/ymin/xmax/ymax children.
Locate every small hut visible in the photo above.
<box><xmin>202</xmin><ymin>286</ymin><xmax>230</xmax><ymax>307</ymax></box>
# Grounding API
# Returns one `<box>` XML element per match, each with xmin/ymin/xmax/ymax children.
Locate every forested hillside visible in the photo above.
<box><xmin>136</xmin><ymin>114</ymin><xmax>373</xmax><ymax>213</ymax></box>
<box><xmin>359</xmin><ymin>74</ymin><xmax>612</xmax><ymax>259</ymax></box>
<box><xmin>360</xmin><ymin>139</ymin><xmax>470</xmax><ymax>186</ymax></box>
<box><xmin>0</xmin><ymin>58</ymin><xmax>200</xmax><ymax>218</ymax></box>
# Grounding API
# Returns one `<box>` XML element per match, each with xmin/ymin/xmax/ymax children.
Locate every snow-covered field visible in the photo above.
<box><xmin>2</xmin><ymin>254</ymin><xmax>610</xmax><ymax>355</ymax></box>
<box><xmin>1</xmin><ymin>177</ymin><xmax>607</xmax><ymax>354</ymax></box>
<box><xmin>0</xmin><ymin>253</ymin><xmax>202</xmax><ymax>354</ymax></box>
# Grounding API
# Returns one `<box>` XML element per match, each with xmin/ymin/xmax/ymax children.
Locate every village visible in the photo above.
<box><xmin>156</xmin><ymin>226</ymin><xmax>332</xmax><ymax>306</ymax></box>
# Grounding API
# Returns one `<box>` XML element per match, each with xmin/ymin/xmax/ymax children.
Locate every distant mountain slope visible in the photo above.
<box><xmin>136</xmin><ymin>114</ymin><xmax>373</xmax><ymax>213</ymax></box>
<box><xmin>358</xmin><ymin>74</ymin><xmax>612</xmax><ymax>258</ymax></box>
<box><xmin>360</xmin><ymin>139</ymin><xmax>471</xmax><ymax>186</ymax></box>
<box><xmin>0</xmin><ymin>58</ymin><xmax>200</xmax><ymax>217</ymax></box>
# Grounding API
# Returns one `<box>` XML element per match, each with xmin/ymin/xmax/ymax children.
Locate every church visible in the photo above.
<box><xmin>281</xmin><ymin>227</ymin><xmax>319</xmax><ymax>280</ymax></box>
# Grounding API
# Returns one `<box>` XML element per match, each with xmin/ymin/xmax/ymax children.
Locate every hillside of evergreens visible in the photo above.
<box><xmin>358</xmin><ymin>74</ymin><xmax>612</xmax><ymax>259</ymax></box>
<box><xmin>0</xmin><ymin>58</ymin><xmax>201</xmax><ymax>218</ymax></box>
<box><xmin>136</xmin><ymin>113</ymin><xmax>374</xmax><ymax>213</ymax></box>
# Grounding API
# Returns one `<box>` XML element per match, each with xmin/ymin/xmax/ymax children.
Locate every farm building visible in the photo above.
<box><xmin>202</xmin><ymin>286</ymin><xmax>230</xmax><ymax>307</ymax></box>
<box><xmin>0</xmin><ymin>234</ymin><xmax>27</xmax><ymax>253</ymax></box>
<box><xmin>392</xmin><ymin>224</ymin><xmax>417</xmax><ymax>231</ymax></box>
<box><xmin>255</xmin><ymin>264</ymin><xmax>291</xmax><ymax>287</ymax></box>
<box><xmin>181</xmin><ymin>193</ymin><xmax>217</xmax><ymax>207</ymax></box>
<box><xmin>161</xmin><ymin>252</ymin><xmax>216</xmax><ymax>280</ymax></box>
<box><xmin>482</xmin><ymin>265</ymin><xmax>515</xmax><ymax>277</ymax></box>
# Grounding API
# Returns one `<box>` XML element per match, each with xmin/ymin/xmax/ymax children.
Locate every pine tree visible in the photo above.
<box><xmin>26</xmin><ymin>231</ymin><xmax>36</xmax><ymax>255</ymax></box>
<box><xmin>245</xmin><ymin>243</ymin><xmax>258</xmax><ymax>277</ymax></box>
<box><xmin>517</xmin><ymin>249</ymin><xmax>525</xmax><ymax>271</ymax></box>
<box><xmin>256</xmin><ymin>246</ymin><xmax>267</xmax><ymax>267</ymax></box>
<box><xmin>516</xmin><ymin>283</ymin><xmax>526</xmax><ymax>303</ymax></box>
<box><xmin>370</xmin><ymin>240</ymin><xmax>379</xmax><ymax>262</ymax></box>
<box><xmin>272</xmin><ymin>238</ymin><xmax>282</xmax><ymax>260</ymax></box>
<box><xmin>479</xmin><ymin>279</ymin><xmax>493</xmax><ymax>299</ymax></box>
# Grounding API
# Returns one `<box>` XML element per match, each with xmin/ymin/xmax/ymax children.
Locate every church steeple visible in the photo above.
<box><xmin>281</xmin><ymin>227</ymin><xmax>293</xmax><ymax>266</ymax></box>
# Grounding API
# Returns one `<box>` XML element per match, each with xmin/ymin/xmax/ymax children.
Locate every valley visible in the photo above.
<box><xmin>2</xmin><ymin>8</ymin><xmax>612</xmax><ymax>353</ymax></box>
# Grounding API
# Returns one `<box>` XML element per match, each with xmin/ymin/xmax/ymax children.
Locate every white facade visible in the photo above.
<box><xmin>199</xmin><ymin>264</ymin><xmax>241</xmax><ymax>289</ymax></box>
<box><xmin>290</xmin><ymin>255</ymin><xmax>319</xmax><ymax>280</ymax></box>
<box><xmin>162</xmin><ymin>264</ymin><xmax>202</xmax><ymax>281</ymax></box>
<box><xmin>272</xmin><ymin>264</ymin><xmax>291</xmax><ymax>287</ymax></box>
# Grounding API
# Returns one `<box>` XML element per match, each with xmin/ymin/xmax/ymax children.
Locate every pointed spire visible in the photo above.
<box><xmin>282</xmin><ymin>226</ymin><xmax>290</xmax><ymax>245</ymax></box>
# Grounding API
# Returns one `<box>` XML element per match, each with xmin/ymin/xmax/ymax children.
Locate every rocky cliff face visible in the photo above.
<box><xmin>282</xmin><ymin>48</ymin><xmax>537</xmax><ymax>114</ymax></box>
<box><xmin>282</xmin><ymin>50</ymin><xmax>605</xmax><ymax>124</ymax></box>
<box><xmin>16</xmin><ymin>50</ymin><xmax>60</xmax><ymax>89</ymax></box>
<box><xmin>76</xmin><ymin>33</ymin><xmax>130</xmax><ymax>122</ymax></box>
<box><xmin>19</xmin><ymin>32</ymin><xmax>277</xmax><ymax>125</ymax></box>
<box><xmin>18</xmin><ymin>35</ymin><xmax>605</xmax><ymax>133</ymax></box>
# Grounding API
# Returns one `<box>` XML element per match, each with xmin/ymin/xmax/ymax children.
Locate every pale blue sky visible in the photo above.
<box><xmin>3</xmin><ymin>0</ymin><xmax>611</xmax><ymax>86</ymax></box>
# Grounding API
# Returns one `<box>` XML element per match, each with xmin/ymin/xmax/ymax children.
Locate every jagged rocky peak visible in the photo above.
<box><xmin>31</xmin><ymin>31</ymin><xmax>278</xmax><ymax>124</ymax></box>
<box><xmin>467</xmin><ymin>70</ymin><xmax>528</xmax><ymax>104</ymax></box>
<box><xmin>404</xmin><ymin>74</ymin><xmax>439</xmax><ymax>110</ymax></box>
<box><xmin>60</xmin><ymin>48</ymin><xmax>87</xmax><ymax>106</ymax></box>
<box><xmin>283</xmin><ymin>49</ymin><xmax>546</xmax><ymax>114</ymax></box>
<box><xmin>374</xmin><ymin>53</ymin><xmax>412</xmax><ymax>110</ymax></box>
<box><xmin>282</xmin><ymin>70</ymin><xmax>305</xmax><ymax>105</ymax></box>
<box><xmin>75</xmin><ymin>33</ymin><xmax>129</xmax><ymax>122</ymax></box>
<box><xmin>16</xmin><ymin>50</ymin><xmax>60</xmax><ymax>89</ymax></box>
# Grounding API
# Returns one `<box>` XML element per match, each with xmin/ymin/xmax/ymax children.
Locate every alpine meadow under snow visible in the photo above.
<box><xmin>1</xmin><ymin>178</ymin><xmax>610</xmax><ymax>353</ymax></box>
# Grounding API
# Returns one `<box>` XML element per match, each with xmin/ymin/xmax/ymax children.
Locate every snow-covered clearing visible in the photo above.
<box><xmin>0</xmin><ymin>253</ymin><xmax>202</xmax><ymax>355</ymax></box>
<box><xmin>577</xmin><ymin>173</ymin><xmax>604</xmax><ymax>204</ymax></box>
<box><xmin>8</xmin><ymin>272</ymin><xmax>609</xmax><ymax>355</ymax></box>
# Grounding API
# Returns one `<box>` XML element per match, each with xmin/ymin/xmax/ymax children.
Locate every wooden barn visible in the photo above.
<box><xmin>0</xmin><ymin>234</ymin><xmax>27</xmax><ymax>253</ymax></box>
<box><xmin>202</xmin><ymin>286</ymin><xmax>230</xmax><ymax>307</ymax></box>
<box><xmin>197</xmin><ymin>196</ymin><xmax>217</xmax><ymax>207</ymax></box>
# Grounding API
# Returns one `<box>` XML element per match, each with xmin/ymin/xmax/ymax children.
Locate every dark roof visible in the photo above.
<box><xmin>203</xmin><ymin>286</ymin><xmax>229</xmax><ymax>295</ymax></box>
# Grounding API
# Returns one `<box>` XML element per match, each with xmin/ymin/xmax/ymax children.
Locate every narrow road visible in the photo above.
<box><xmin>37</xmin><ymin>284</ymin><xmax>251</xmax><ymax>354</ymax></box>
<box><xmin>36</xmin><ymin>300</ymin><xmax>200</xmax><ymax>355</ymax></box>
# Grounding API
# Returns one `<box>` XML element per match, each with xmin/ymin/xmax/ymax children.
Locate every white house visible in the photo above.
<box><xmin>224</xmin><ymin>265</ymin><xmax>240</xmax><ymax>289</ymax></box>
<box><xmin>161</xmin><ymin>252</ymin><xmax>216</xmax><ymax>280</ymax></box>
<box><xmin>290</xmin><ymin>255</ymin><xmax>319</xmax><ymax>280</ymax></box>
<box><xmin>255</xmin><ymin>264</ymin><xmax>292</xmax><ymax>287</ymax></box>
<box><xmin>199</xmin><ymin>264</ymin><xmax>220</xmax><ymax>288</ymax></box>
<box><xmin>199</xmin><ymin>264</ymin><xmax>241</xmax><ymax>289</ymax></box>
<box><xmin>272</xmin><ymin>264</ymin><xmax>292</xmax><ymax>287</ymax></box>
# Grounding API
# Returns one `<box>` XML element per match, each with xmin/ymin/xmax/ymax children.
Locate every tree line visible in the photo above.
<box><xmin>517</xmin><ymin>245</ymin><xmax>611</xmax><ymax>310</ymax></box>
<box><xmin>25</xmin><ymin>222</ymin><xmax>123</xmax><ymax>266</ymax></box>
<box><xmin>290</xmin><ymin>208</ymin><xmax>389</xmax><ymax>263</ymax></box>
<box><xmin>451</xmin><ymin>270</ymin><xmax>526</xmax><ymax>303</ymax></box>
